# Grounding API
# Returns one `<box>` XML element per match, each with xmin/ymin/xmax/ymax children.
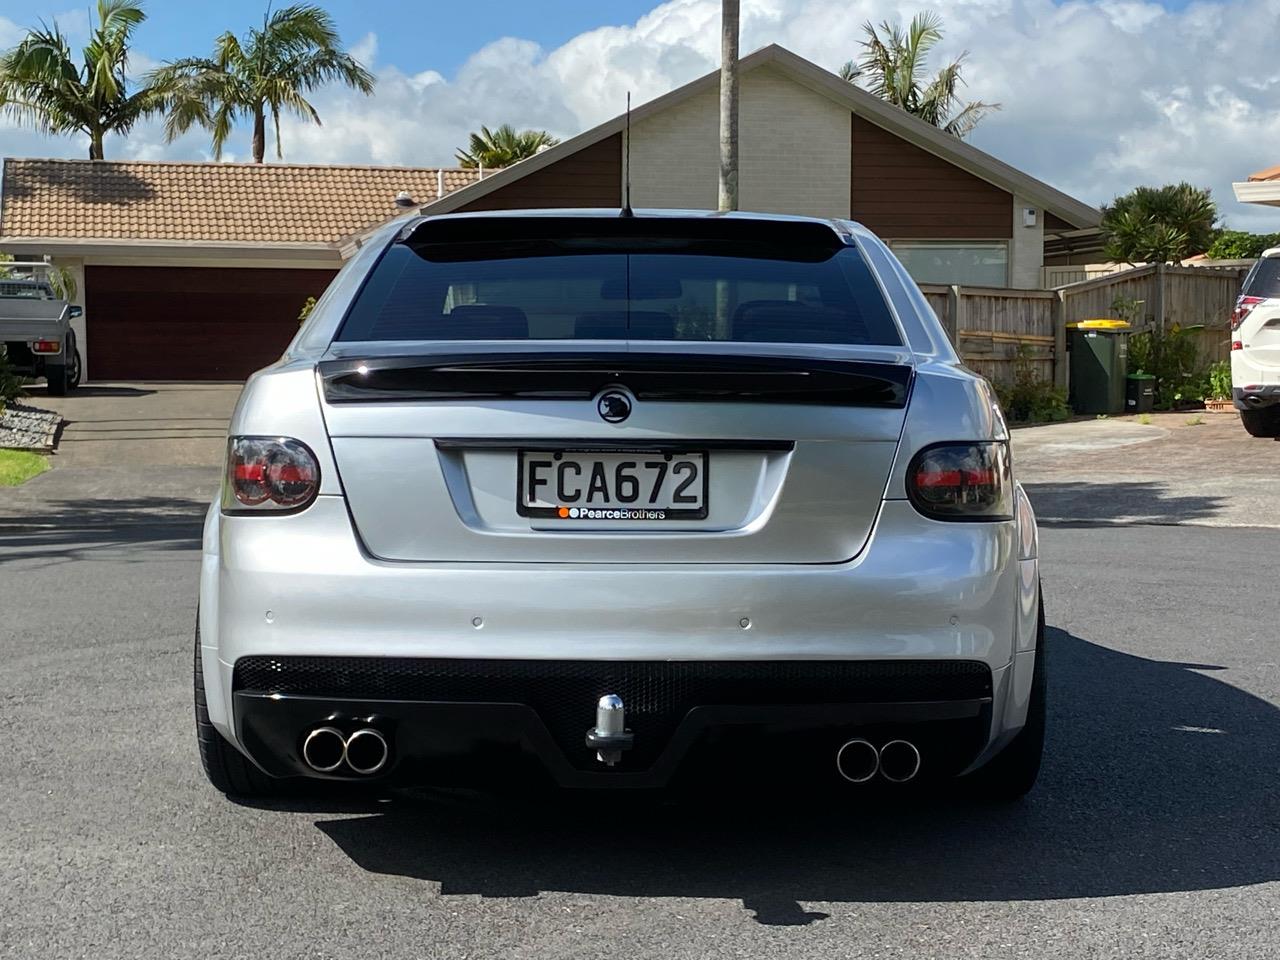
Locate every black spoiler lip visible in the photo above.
<box><xmin>318</xmin><ymin>351</ymin><xmax>912</xmax><ymax>408</ymax></box>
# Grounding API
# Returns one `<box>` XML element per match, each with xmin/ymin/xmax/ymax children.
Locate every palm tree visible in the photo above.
<box><xmin>148</xmin><ymin>4</ymin><xmax>374</xmax><ymax>163</ymax></box>
<box><xmin>1102</xmin><ymin>183</ymin><xmax>1218</xmax><ymax>264</ymax></box>
<box><xmin>0</xmin><ymin>1</ymin><xmax>157</xmax><ymax>160</ymax></box>
<box><xmin>840</xmin><ymin>11</ymin><xmax>998</xmax><ymax>139</ymax></box>
<box><xmin>456</xmin><ymin>125</ymin><xmax>558</xmax><ymax>169</ymax></box>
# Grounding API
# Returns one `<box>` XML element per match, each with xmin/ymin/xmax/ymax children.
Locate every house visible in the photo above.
<box><xmin>0</xmin><ymin>161</ymin><xmax>495</xmax><ymax>379</ymax></box>
<box><xmin>1232</xmin><ymin>164</ymin><xmax>1280</xmax><ymax>208</ymax></box>
<box><xmin>1</xmin><ymin>44</ymin><xmax>1100</xmax><ymax>382</ymax></box>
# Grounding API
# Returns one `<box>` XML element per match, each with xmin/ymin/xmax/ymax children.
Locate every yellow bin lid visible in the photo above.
<box><xmin>1068</xmin><ymin>319</ymin><xmax>1132</xmax><ymax>330</ymax></box>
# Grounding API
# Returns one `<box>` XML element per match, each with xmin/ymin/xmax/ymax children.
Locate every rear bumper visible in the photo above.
<box><xmin>1233</xmin><ymin>385</ymin><xmax>1280</xmax><ymax>410</ymax></box>
<box><xmin>233</xmin><ymin>684</ymin><xmax>995</xmax><ymax>789</ymax></box>
<box><xmin>199</xmin><ymin>495</ymin><xmax>1039</xmax><ymax>781</ymax></box>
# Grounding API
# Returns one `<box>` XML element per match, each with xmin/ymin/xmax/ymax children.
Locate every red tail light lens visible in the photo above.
<box><xmin>31</xmin><ymin>339</ymin><xmax>61</xmax><ymax>354</ymax></box>
<box><xmin>1232</xmin><ymin>296</ymin><xmax>1264</xmax><ymax>330</ymax></box>
<box><xmin>907</xmin><ymin>442</ymin><xmax>1012</xmax><ymax>520</ymax></box>
<box><xmin>224</xmin><ymin>437</ymin><xmax>320</xmax><ymax>512</ymax></box>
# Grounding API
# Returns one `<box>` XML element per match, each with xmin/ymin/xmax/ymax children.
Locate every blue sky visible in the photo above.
<box><xmin>2</xmin><ymin>0</ymin><xmax>1278</xmax><ymax>230</ymax></box>
<box><xmin>51</xmin><ymin>1</ymin><xmax>663</xmax><ymax>77</ymax></box>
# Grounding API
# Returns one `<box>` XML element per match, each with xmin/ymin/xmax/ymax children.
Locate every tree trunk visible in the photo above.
<box><xmin>718</xmin><ymin>0</ymin><xmax>740</xmax><ymax>212</ymax></box>
<box><xmin>89</xmin><ymin>129</ymin><xmax>104</xmax><ymax>161</ymax></box>
<box><xmin>252</xmin><ymin>107</ymin><xmax>266</xmax><ymax>163</ymax></box>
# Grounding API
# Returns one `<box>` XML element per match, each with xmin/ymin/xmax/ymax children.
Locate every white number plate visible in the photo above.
<box><xmin>518</xmin><ymin>450</ymin><xmax>708</xmax><ymax>521</ymax></box>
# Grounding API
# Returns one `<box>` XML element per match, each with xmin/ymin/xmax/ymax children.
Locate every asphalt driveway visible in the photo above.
<box><xmin>1</xmin><ymin>389</ymin><xmax>1278</xmax><ymax>958</ymax></box>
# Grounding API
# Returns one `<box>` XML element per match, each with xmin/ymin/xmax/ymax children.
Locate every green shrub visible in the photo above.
<box><xmin>1207</xmin><ymin>360</ymin><xmax>1231</xmax><ymax>401</ymax></box>
<box><xmin>994</xmin><ymin>348</ymin><xmax>1070</xmax><ymax>423</ymax></box>
<box><xmin>1128</xmin><ymin>324</ymin><xmax>1206</xmax><ymax>408</ymax></box>
<box><xmin>1205</xmin><ymin>230</ymin><xmax>1280</xmax><ymax>260</ymax></box>
<box><xmin>298</xmin><ymin>296</ymin><xmax>318</xmax><ymax>324</ymax></box>
<box><xmin>0</xmin><ymin>345</ymin><xmax>26</xmax><ymax>413</ymax></box>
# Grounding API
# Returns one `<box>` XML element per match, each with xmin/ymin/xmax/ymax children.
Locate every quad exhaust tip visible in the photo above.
<box><xmin>344</xmin><ymin>727</ymin><xmax>390</xmax><ymax>775</ymax></box>
<box><xmin>835</xmin><ymin>738</ymin><xmax>879</xmax><ymax>783</ymax></box>
<box><xmin>301</xmin><ymin>724</ymin><xmax>390</xmax><ymax>776</ymax></box>
<box><xmin>877</xmin><ymin>739</ymin><xmax>922</xmax><ymax>783</ymax></box>
<box><xmin>301</xmin><ymin>726</ymin><xmax>347</xmax><ymax>773</ymax></box>
<box><xmin>835</xmin><ymin>738</ymin><xmax>922</xmax><ymax>784</ymax></box>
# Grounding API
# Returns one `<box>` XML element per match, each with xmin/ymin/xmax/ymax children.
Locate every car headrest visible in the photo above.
<box><xmin>436</xmin><ymin>304</ymin><xmax>529</xmax><ymax>339</ymax></box>
<box><xmin>574</xmin><ymin>311</ymin><xmax>676</xmax><ymax>340</ymax></box>
<box><xmin>731</xmin><ymin>299</ymin><xmax>868</xmax><ymax>344</ymax></box>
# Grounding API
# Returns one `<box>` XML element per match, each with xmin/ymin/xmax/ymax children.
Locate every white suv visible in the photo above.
<box><xmin>1231</xmin><ymin>248</ymin><xmax>1280</xmax><ymax>437</ymax></box>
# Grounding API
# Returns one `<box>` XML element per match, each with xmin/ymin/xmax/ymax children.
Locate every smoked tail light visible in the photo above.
<box><xmin>906</xmin><ymin>442</ymin><xmax>1012</xmax><ymax>521</ymax></box>
<box><xmin>223</xmin><ymin>437</ymin><xmax>320</xmax><ymax>513</ymax></box>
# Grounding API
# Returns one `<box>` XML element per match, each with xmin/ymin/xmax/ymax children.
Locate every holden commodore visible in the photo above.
<box><xmin>196</xmin><ymin>210</ymin><xmax>1044</xmax><ymax>801</ymax></box>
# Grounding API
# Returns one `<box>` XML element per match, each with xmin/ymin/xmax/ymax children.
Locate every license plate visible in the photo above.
<box><xmin>517</xmin><ymin>449</ymin><xmax>708</xmax><ymax>521</ymax></box>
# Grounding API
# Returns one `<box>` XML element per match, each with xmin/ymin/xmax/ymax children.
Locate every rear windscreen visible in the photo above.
<box><xmin>336</xmin><ymin>219</ymin><xmax>901</xmax><ymax>346</ymax></box>
<box><xmin>1242</xmin><ymin>257</ymin><xmax>1280</xmax><ymax>299</ymax></box>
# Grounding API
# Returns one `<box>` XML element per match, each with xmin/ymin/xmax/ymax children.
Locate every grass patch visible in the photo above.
<box><xmin>1137</xmin><ymin>413</ymin><xmax>1153</xmax><ymax>425</ymax></box>
<box><xmin>1185</xmin><ymin>414</ymin><xmax>1205</xmax><ymax>426</ymax></box>
<box><xmin>0</xmin><ymin>448</ymin><xmax>49</xmax><ymax>486</ymax></box>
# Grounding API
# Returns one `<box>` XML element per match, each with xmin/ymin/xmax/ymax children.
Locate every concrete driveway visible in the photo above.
<box><xmin>1013</xmin><ymin>411</ymin><xmax>1280</xmax><ymax>528</ymax></box>
<box><xmin>0</xmin><ymin>382</ymin><xmax>239</xmax><ymax>547</ymax></box>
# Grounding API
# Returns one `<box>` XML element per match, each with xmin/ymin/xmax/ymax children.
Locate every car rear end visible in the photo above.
<box><xmin>0</xmin><ymin>280</ymin><xmax>71</xmax><ymax>379</ymax></box>
<box><xmin>197</xmin><ymin>211</ymin><xmax>1041</xmax><ymax>796</ymax></box>
<box><xmin>1231</xmin><ymin>249</ymin><xmax>1280</xmax><ymax>436</ymax></box>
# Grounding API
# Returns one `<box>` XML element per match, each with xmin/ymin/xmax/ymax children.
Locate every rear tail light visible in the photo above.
<box><xmin>1232</xmin><ymin>296</ymin><xmax>1264</xmax><ymax>330</ymax></box>
<box><xmin>31</xmin><ymin>339</ymin><xmax>61</xmax><ymax>354</ymax></box>
<box><xmin>1232</xmin><ymin>340</ymin><xmax>1244</xmax><ymax>351</ymax></box>
<box><xmin>907</xmin><ymin>442</ymin><xmax>1012</xmax><ymax>521</ymax></box>
<box><xmin>223</xmin><ymin>437</ymin><xmax>320</xmax><ymax>512</ymax></box>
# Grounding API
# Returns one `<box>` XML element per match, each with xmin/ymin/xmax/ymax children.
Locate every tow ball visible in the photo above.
<box><xmin>585</xmin><ymin>693</ymin><xmax>634</xmax><ymax>766</ymax></box>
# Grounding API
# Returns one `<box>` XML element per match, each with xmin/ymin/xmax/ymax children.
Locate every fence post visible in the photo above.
<box><xmin>1052</xmin><ymin>290</ymin><xmax>1068</xmax><ymax>393</ymax></box>
<box><xmin>945</xmin><ymin>284</ymin><xmax>962</xmax><ymax>348</ymax></box>
<box><xmin>1153</xmin><ymin>261</ymin><xmax>1166</xmax><ymax>334</ymax></box>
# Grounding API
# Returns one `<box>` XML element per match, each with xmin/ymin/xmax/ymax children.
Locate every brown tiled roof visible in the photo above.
<box><xmin>0</xmin><ymin>158</ymin><xmax>494</xmax><ymax>244</ymax></box>
<box><xmin>1248</xmin><ymin>164</ymin><xmax>1280</xmax><ymax>182</ymax></box>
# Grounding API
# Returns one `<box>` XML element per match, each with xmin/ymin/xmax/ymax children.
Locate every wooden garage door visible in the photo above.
<box><xmin>87</xmin><ymin>266</ymin><xmax>338</xmax><ymax>381</ymax></box>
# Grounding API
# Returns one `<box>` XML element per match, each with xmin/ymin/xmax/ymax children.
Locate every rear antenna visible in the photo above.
<box><xmin>621</xmin><ymin>91</ymin><xmax>634</xmax><ymax>218</ymax></box>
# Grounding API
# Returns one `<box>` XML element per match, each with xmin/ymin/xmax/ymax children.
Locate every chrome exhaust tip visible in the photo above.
<box><xmin>301</xmin><ymin>726</ymin><xmax>347</xmax><ymax>773</ymax></box>
<box><xmin>878</xmin><ymin>739</ymin><xmax>921</xmax><ymax>783</ymax></box>
<box><xmin>344</xmin><ymin>727</ymin><xmax>390</xmax><ymax>775</ymax></box>
<box><xmin>835</xmin><ymin>738</ymin><xmax>880</xmax><ymax>783</ymax></box>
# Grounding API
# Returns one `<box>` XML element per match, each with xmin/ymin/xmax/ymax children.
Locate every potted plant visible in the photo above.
<box><xmin>1203</xmin><ymin>360</ymin><xmax>1234</xmax><ymax>413</ymax></box>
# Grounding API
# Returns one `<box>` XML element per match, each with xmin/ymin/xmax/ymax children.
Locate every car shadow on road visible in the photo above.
<box><xmin>0</xmin><ymin>496</ymin><xmax>206</xmax><ymax>563</ymax></box>
<box><xmin>1025</xmin><ymin>480</ymin><xmax>1227</xmax><ymax>526</ymax></box>
<box><xmin>296</xmin><ymin>629</ymin><xmax>1279</xmax><ymax>924</ymax></box>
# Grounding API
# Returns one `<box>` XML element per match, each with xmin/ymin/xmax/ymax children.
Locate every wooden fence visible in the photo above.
<box><xmin>1056</xmin><ymin>263</ymin><xmax>1246</xmax><ymax>365</ymax></box>
<box><xmin>920</xmin><ymin>263</ymin><xmax>1248</xmax><ymax>388</ymax></box>
<box><xmin>919</xmin><ymin>284</ymin><xmax>1062</xmax><ymax>386</ymax></box>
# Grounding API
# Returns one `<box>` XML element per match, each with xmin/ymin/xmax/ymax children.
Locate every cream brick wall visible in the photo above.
<box><xmin>1009</xmin><ymin>196</ymin><xmax>1044</xmax><ymax>289</ymax></box>
<box><xmin>628</xmin><ymin>66</ymin><xmax>851</xmax><ymax>218</ymax></box>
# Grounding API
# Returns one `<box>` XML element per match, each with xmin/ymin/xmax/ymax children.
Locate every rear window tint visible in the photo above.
<box><xmin>337</xmin><ymin>220</ymin><xmax>902</xmax><ymax>346</ymax></box>
<box><xmin>1242</xmin><ymin>257</ymin><xmax>1280</xmax><ymax>299</ymax></box>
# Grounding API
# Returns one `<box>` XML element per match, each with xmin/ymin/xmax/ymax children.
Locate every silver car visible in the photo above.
<box><xmin>196</xmin><ymin>210</ymin><xmax>1044</xmax><ymax>800</ymax></box>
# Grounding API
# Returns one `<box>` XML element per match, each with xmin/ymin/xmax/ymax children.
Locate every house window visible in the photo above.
<box><xmin>890</xmin><ymin>241</ymin><xmax>1009</xmax><ymax>287</ymax></box>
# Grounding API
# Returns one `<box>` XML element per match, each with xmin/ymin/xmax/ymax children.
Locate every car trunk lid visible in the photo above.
<box><xmin>320</xmin><ymin>348</ymin><xmax>913</xmax><ymax>563</ymax></box>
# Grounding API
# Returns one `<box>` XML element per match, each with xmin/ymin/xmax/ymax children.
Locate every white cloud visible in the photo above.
<box><xmin>4</xmin><ymin>0</ymin><xmax>1280</xmax><ymax>229</ymax></box>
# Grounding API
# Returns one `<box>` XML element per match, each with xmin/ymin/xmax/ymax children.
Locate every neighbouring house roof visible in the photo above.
<box><xmin>341</xmin><ymin>43</ymin><xmax>1100</xmax><ymax>252</ymax></box>
<box><xmin>1234</xmin><ymin>164</ymin><xmax>1280</xmax><ymax>208</ymax></box>
<box><xmin>0</xmin><ymin>158</ymin><xmax>494</xmax><ymax>249</ymax></box>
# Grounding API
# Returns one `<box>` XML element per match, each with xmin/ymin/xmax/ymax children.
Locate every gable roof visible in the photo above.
<box><xmin>393</xmin><ymin>44</ymin><xmax>1099</xmax><ymax>233</ymax></box>
<box><xmin>0</xmin><ymin>158</ymin><xmax>493</xmax><ymax>247</ymax></box>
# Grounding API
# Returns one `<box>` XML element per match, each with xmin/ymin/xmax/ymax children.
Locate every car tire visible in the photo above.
<box><xmin>67</xmin><ymin>341</ymin><xmax>82</xmax><ymax>390</ymax></box>
<box><xmin>1240</xmin><ymin>408</ymin><xmax>1280</xmax><ymax>438</ymax></box>
<box><xmin>194</xmin><ymin>622</ymin><xmax>282</xmax><ymax>798</ymax></box>
<box><xmin>964</xmin><ymin>595</ymin><xmax>1046</xmax><ymax>803</ymax></box>
<box><xmin>45</xmin><ymin>360</ymin><xmax>68</xmax><ymax>396</ymax></box>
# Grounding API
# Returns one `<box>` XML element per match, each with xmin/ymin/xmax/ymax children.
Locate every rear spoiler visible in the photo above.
<box><xmin>319</xmin><ymin>352</ymin><xmax>912</xmax><ymax>408</ymax></box>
